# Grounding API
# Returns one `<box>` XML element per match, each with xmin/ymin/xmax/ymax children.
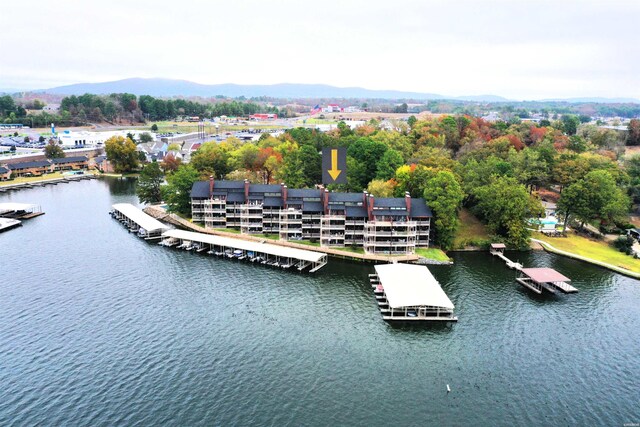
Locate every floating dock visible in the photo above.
<box><xmin>0</xmin><ymin>217</ymin><xmax>21</xmax><ymax>232</ymax></box>
<box><xmin>110</xmin><ymin>203</ymin><xmax>170</xmax><ymax>239</ymax></box>
<box><xmin>0</xmin><ymin>203</ymin><xmax>44</xmax><ymax>219</ymax></box>
<box><xmin>516</xmin><ymin>268</ymin><xmax>578</xmax><ymax>294</ymax></box>
<box><xmin>0</xmin><ymin>174</ymin><xmax>97</xmax><ymax>193</ymax></box>
<box><xmin>161</xmin><ymin>229</ymin><xmax>328</xmax><ymax>273</ymax></box>
<box><xmin>370</xmin><ymin>263</ymin><xmax>457</xmax><ymax>321</ymax></box>
<box><xmin>489</xmin><ymin>243</ymin><xmax>522</xmax><ymax>270</ymax></box>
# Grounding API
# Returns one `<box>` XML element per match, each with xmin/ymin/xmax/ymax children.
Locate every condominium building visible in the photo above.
<box><xmin>191</xmin><ymin>178</ymin><xmax>432</xmax><ymax>255</ymax></box>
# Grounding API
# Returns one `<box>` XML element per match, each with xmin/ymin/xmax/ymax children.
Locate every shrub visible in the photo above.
<box><xmin>612</xmin><ymin>235</ymin><xmax>634</xmax><ymax>255</ymax></box>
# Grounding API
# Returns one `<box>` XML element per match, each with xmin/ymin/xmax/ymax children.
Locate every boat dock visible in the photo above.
<box><xmin>0</xmin><ymin>217</ymin><xmax>22</xmax><ymax>232</ymax></box>
<box><xmin>160</xmin><ymin>229</ymin><xmax>328</xmax><ymax>273</ymax></box>
<box><xmin>0</xmin><ymin>174</ymin><xmax>97</xmax><ymax>193</ymax></box>
<box><xmin>489</xmin><ymin>243</ymin><xmax>522</xmax><ymax>270</ymax></box>
<box><xmin>370</xmin><ymin>263</ymin><xmax>457</xmax><ymax>321</ymax></box>
<box><xmin>110</xmin><ymin>203</ymin><xmax>170</xmax><ymax>239</ymax></box>
<box><xmin>490</xmin><ymin>243</ymin><xmax>577</xmax><ymax>295</ymax></box>
<box><xmin>0</xmin><ymin>203</ymin><xmax>44</xmax><ymax>219</ymax></box>
<box><xmin>516</xmin><ymin>268</ymin><xmax>578</xmax><ymax>294</ymax></box>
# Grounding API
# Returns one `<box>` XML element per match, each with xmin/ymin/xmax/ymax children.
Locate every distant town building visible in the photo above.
<box><xmin>250</xmin><ymin>113</ymin><xmax>278</xmax><ymax>120</ymax></box>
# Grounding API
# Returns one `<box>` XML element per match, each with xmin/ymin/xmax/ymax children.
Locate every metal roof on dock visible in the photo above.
<box><xmin>111</xmin><ymin>203</ymin><xmax>170</xmax><ymax>233</ymax></box>
<box><xmin>374</xmin><ymin>263</ymin><xmax>454</xmax><ymax>310</ymax></box>
<box><xmin>162</xmin><ymin>229</ymin><xmax>326</xmax><ymax>263</ymax></box>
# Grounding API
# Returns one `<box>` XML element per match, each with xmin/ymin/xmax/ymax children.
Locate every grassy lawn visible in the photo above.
<box><xmin>415</xmin><ymin>248</ymin><xmax>451</xmax><ymax>262</ymax></box>
<box><xmin>339</xmin><ymin>246</ymin><xmax>365</xmax><ymax>254</ymax></box>
<box><xmin>453</xmin><ymin>208</ymin><xmax>491</xmax><ymax>249</ymax></box>
<box><xmin>0</xmin><ymin>172</ymin><xmax>65</xmax><ymax>186</ymax></box>
<box><xmin>252</xmin><ymin>233</ymin><xmax>279</xmax><ymax>240</ymax></box>
<box><xmin>533</xmin><ymin>232</ymin><xmax>640</xmax><ymax>273</ymax></box>
<box><xmin>215</xmin><ymin>228</ymin><xmax>240</xmax><ymax>234</ymax></box>
<box><xmin>295</xmin><ymin>239</ymin><xmax>321</xmax><ymax>247</ymax></box>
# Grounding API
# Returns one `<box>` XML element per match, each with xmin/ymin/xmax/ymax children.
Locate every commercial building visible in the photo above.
<box><xmin>191</xmin><ymin>178</ymin><xmax>432</xmax><ymax>255</ymax></box>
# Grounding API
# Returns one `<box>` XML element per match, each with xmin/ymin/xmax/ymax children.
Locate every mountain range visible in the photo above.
<box><xmin>14</xmin><ymin>77</ymin><xmax>640</xmax><ymax>103</ymax></box>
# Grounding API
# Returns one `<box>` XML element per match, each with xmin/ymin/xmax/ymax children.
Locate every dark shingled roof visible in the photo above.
<box><xmin>372</xmin><ymin>209</ymin><xmax>408</xmax><ymax>217</ymax></box>
<box><xmin>191</xmin><ymin>181</ymin><xmax>210</xmax><ymax>198</ymax></box>
<box><xmin>409</xmin><ymin>198</ymin><xmax>433</xmax><ymax>218</ymax></box>
<box><xmin>0</xmin><ymin>166</ymin><xmax>9</xmax><ymax>174</ymax></box>
<box><xmin>249</xmin><ymin>184</ymin><xmax>281</xmax><ymax>193</ymax></box>
<box><xmin>373</xmin><ymin>197</ymin><xmax>406</xmax><ymax>208</ymax></box>
<box><xmin>214</xmin><ymin>180</ymin><xmax>245</xmax><ymax>189</ymax></box>
<box><xmin>302</xmin><ymin>201</ymin><xmax>323</xmax><ymax>213</ymax></box>
<box><xmin>288</xmin><ymin>188</ymin><xmax>322</xmax><ymax>198</ymax></box>
<box><xmin>263</xmin><ymin>197</ymin><xmax>283</xmax><ymax>207</ymax></box>
<box><xmin>345</xmin><ymin>206</ymin><xmax>368</xmax><ymax>218</ymax></box>
<box><xmin>328</xmin><ymin>192</ymin><xmax>363</xmax><ymax>203</ymax></box>
<box><xmin>51</xmin><ymin>156</ymin><xmax>88</xmax><ymax>164</ymax></box>
<box><xmin>9</xmin><ymin>160</ymin><xmax>51</xmax><ymax>169</ymax></box>
<box><xmin>226</xmin><ymin>192</ymin><xmax>246</xmax><ymax>203</ymax></box>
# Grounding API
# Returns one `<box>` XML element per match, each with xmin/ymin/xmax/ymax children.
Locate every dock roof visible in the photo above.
<box><xmin>162</xmin><ymin>229</ymin><xmax>326</xmax><ymax>263</ymax></box>
<box><xmin>521</xmin><ymin>268</ymin><xmax>570</xmax><ymax>283</ymax></box>
<box><xmin>0</xmin><ymin>202</ymin><xmax>39</xmax><ymax>214</ymax></box>
<box><xmin>111</xmin><ymin>203</ymin><xmax>169</xmax><ymax>233</ymax></box>
<box><xmin>374</xmin><ymin>263</ymin><xmax>454</xmax><ymax>310</ymax></box>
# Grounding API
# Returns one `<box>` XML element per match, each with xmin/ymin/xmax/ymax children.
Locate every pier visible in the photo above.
<box><xmin>370</xmin><ymin>263</ymin><xmax>457</xmax><ymax>321</ymax></box>
<box><xmin>110</xmin><ymin>203</ymin><xmax>170</xmax><ymax>239</ymax></box>
<box><xmin>489</xmin><ymin>243</ymin><xmax>522</xmax><ymax>270</ymax></box>
<box><xmin>160</xmin><ymin>229</ymin><xmax>328</xmax><ymax>272</ymax></box>
<box><xmin>490</xmin><ymin>243</ymin><xmax>577</xmax><ymax>295</ymax></box>
<box><xmin>0</xmin><ymin>203</ymin><xmax>44</xmax><ymax>219</ymax></box>
<box><xmin>0</xmin><ymin>174</ymin><xmax>97</xmax><ymax>193</ymax></box>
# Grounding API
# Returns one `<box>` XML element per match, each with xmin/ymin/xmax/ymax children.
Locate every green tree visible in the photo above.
<box><xmin>561</xmin><ymin>114</ymin><xmax>580</xmax><ymax>135</ymax></box>
<box><xmin>298</xmin><ymin>144</ymin><xmax>322</xmax><ymax>186</ymax></box>
<box><xmin>473</xmin><ymin>177</ymin><xmax>543</xmax><ymax>248</ymax></box>
<box><xmin>139</xmin><ymin>132</ymin><xmax>153</xmax><ymax>144</ymax></box>
<box><xmin>104</xmin><ymin>135</ymin><xmax>139</xmax><ymax>173</ymax></box>
<box><xmin>44</xmin><ymin>140</ymin><xmax>65</xmax><ymax>159</ymax></box>
<box><xmin>151</xmin><ymin>123</ymin><xmax>158</xmax><ymax>131</ymax></box>
<box><xmin>407</xmin><ymin>115</ymin><xmax>417</xmax><ymax>129</ymax></box>
<box><xmin>376</xmin><ymin>149</ymin><xmax>404</xmax><ymax>181</ymax></box>
<box><xmin>557</xmin><ymin>170</ymin><xmax>629</xmax><ymax>230</ymax></box>
<box><xmin>162</xmin><ymin>164</ymin><xmax>200</xmax><ymax>216</ymax></box>
<box><xmin>423</xmin><ymin>170</ymin><xmax>465</xmax><ymax>249</ymax></box>
<box><xmin>136</xmin><ymin>162</ymin><xmax>164</xmax><ymax>204</ymax></box>
<box><xmin>191</xmin><ymin>142</ymin><xmax>232</xmax><ymax>178</ymax></box>
<box><xmin>278</xmin><ymin>147</ymin><xmax>305</xmax><ymax>188</ymax></box>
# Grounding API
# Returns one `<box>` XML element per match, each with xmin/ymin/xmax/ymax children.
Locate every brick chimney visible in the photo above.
<box><xmin>209</xmin><ymin>175</ymin><xmax>214</xmax><ymax>198</ymax></box>
<box><xmin>405</xmin><ymin>191</ymin><xmax>411</xmax><ymax>220</ymax></box>
<box><xmin>323</xmin><ymin>189</ymin><xmax>329</xmax><ymax>215</ymax></box>
<box><xmin>244</xmin><ymin>179</ymin><xmax>250</xmax><ymax>203</ymax></box>
<box><xmin>368</xmin><ymin>194</ymin><xmax>374</xmax><ymax>221</ymax></box>
<box><xmin>281</xmin><ymin>183</ymin><xmax>288</xmax><ymax>209</ymax></box>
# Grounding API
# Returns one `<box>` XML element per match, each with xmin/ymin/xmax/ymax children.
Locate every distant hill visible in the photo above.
<box><xmin>38</xmin><ymin>78</ymin><xmax>447</xmax><ymax>99</ymax></box>
<box><xmin>538</xmin><ymin>97</ymin><xmax>640</xmax><ymax>104</ymax></box>
<box><xmin>32</xmin><ymin>78</ymin><xmax>639</xmax><ymax>103</ymax></box>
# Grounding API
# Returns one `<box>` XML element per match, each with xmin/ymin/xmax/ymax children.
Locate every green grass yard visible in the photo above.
<box><xmin>533</xmin><ymin>232</ymin><xmax>640</xmax><ymax>273</ymax></box>
<box><xmin>415</xmin><ymin>248</ymin><xmax>451</xmax><ymax>262</ymax></box>
<box><xmin>453</xmin><ymin>208</ymin><xmax>491</xmax><ymax>249</ymax></box>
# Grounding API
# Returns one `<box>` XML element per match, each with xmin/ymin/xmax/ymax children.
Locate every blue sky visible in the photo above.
<box><xmin>1</xmin><ymin>0</ymin><xmax>638</xmax><ymax>99</ymax></box>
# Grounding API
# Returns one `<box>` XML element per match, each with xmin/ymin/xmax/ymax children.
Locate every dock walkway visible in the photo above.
<box><xmin>0</xmin><ymin>174</ymin><xmax>97</xmax><ymax>193</ymax></box>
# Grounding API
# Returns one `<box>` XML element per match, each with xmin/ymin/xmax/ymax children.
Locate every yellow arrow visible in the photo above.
<box><xmin>328</xmin><ymin>149</ymin><xmax>342</xmax><ymax>181</ymax></box>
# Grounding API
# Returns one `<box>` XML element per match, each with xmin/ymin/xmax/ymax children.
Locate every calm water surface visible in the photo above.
<box><xmin>1</xmin><ymin>178</ymin><xmax>639</xmax><ymax>426</ymax></box>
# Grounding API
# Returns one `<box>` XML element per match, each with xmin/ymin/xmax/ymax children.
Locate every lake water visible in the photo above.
<box><xmin>1</xmin><ymin>178</ymin><xmax>639</xmax><ymax>426</ymax></box>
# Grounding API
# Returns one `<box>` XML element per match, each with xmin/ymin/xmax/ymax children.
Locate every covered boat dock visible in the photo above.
<box><xmin>371</xmin><ymin>263</ymin><xmax>457</xmax><ymax>321</ymax></box>
<box><xmin>160</xmin><ymin>229</ymin><xmax>328</xmax><ymax>273</ymax></box>
<box><xmin>0</xmin><ymin>203</ymin><xmax>43</xmax><ymax>219</ymax></box>
<box><xmin>516</xmin><ymin>267</ymin><xmax>577</xmax><ymax>294</ymax></box>
<box><xmin>110</xmin><ymin>203</ymin><xmax>170</xmax><ymax>239</ymax></box>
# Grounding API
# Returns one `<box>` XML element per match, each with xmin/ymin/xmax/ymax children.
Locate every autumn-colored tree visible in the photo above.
<box><xmin>627</xmin><ymin>119</ymin><xmax>640</xmax><ymax>146</ymax></box>
<box><xmin>104</xmin><ymin>135</ymin><xmax>139</xmax><ymax>173</ymax></box>
<box><xmin>161</xmin><ymin>153</ymin><xmax>182</xmax><ymax>173</ymax></box>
